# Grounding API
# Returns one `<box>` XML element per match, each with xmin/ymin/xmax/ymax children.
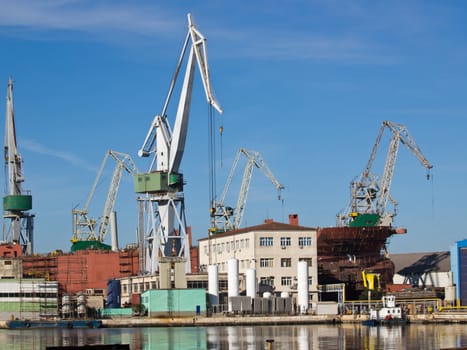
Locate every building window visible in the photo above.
<box><xmin>281</xmin><ymin>276</ymin><xmax>293</xmax><ymax>286</ymax></box>
<box><xmin>260</xmin><ymin>237</ymin><xmax>273</xmax><ymax>246</ymax></box>
<box><xmin>122</xmin><ymin>284</ymin><xmax>127</xmax><ymax>294</ymax></box>
<box><xmin>260</xmin><ymin>258</ymin><xmax>274</xmax><ymax>268</ymax></box>
<box><xmin>299</xmin><ymin>257</ymin><xmax>313</xmax><ymax>267</ymax></box>
<box><xmin>280</xmin><ymin>237</ymin><xmax>291</xmax><ymax>247</ymax></box>
<box><xmin>281</xmin><ymin>258</ymin><xmax>292</xmax><ymax>267</ymax></box>
<box><xmin>298</xmin><ymin>237</ymin><xmax>312</xmax><ymax>247</ymax></box>
<box><xmin>260</xmin><ymin>277</ymin><xmax>275</xmax><ymax>287</ymax></box>
<box><xmin>308</xmin><ymin>277</ymin><xmax>313</xmax><ymax>286</ymax></box>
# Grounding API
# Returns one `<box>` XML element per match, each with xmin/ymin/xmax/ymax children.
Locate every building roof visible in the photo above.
<box><xmin>198</xmin><ymin>221</ymin><xmax>315</xmax><ymax>242</ymax></box>
<box><xmin>390</xmin><ymin>251</ymin><xmax>451</xmax><ymax>275</ymax></box>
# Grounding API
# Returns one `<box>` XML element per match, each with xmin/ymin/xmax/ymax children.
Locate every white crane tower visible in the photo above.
<box><xmin>136</xmin><ymin>14</ymin><xmax>222</xmax><ymax>275</ymax></box>
<box><xmin>213</xmin><ymin>148</ymin><xmax>285</xmax><ymax>233</ymax></box>
<box><xmin>3</xmin><ymin>78</ymin><xmax>34</xmax><ymax>255</ymax></box>
<box><xmin>337</xmin><ymin>120</ymin><xmax>433</xmax><ymax>227</ymax></box>
<box><xmin>72</xmin><ymin>150</ymin><xmax>138</xmax><ymax>251</ymax></box>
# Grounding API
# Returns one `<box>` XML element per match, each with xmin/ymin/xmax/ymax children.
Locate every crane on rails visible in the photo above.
<box><xmin>2</xmin><ymin>78</ymin><xmax>34</xmax><ymax>255</ymax></box>
<box><xmin>71</xmin><ymin>150</ymin><xmax>138</xmax><ymax>251</ymax></box>
<box><xmin>213</xmin><ymin>148</ymin><xmax>284</xmax><ymax>233</ymax></box>
<box><xmin>337</xmin><ymin>121</ymin><xmax>433</xmax><ymax>227</ymax></box>
<box><xmin>135</xmin><ymin>14</ymin><xmax>222</xmax><ymax>275</ymax></box>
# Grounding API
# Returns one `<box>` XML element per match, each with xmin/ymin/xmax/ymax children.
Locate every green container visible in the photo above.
<box><xmin>349</xmin><ymin>213</ymin><xmax>380</xmax><ymax>227</ymax></box>
<box><xmin>71</xmin><ymin>240</ymin><xmax>111</xmax><ymax>252</ymax></box>
<box><xmin>3</xmin><ymin>195</ymin><xmax>32</xmax><ymax>211</ymax></box>
<box><xmin>134</xmin><ymin>171</ymin><xmax>183</xmax><ymax>193</ymax></box>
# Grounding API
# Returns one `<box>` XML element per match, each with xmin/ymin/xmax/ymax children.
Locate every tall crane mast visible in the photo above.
<box><xmin>213</xmin><ymin>148</ymin><xmax>284</xmax><ymax>232</ymax></box>
<box><xmin>135</xmin><ymin>14</ymin><xmax>222</xmax><ymax>274</ymax></box>
<box><xmin>72</xmin><ymin>150</ymin><xmax>138</xmax><ymax>249</ymax></box>
<box><xmin>338</xmin><ymin>121</ymin><xmax>432</xmax><ymax>227</ymax></box>
<box><xmin>3</xmin><ymin>78</ymin><xmax>34</xmax><ymax>255</ymax></box>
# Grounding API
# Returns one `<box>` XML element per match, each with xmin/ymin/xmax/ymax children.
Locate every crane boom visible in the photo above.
<box><xmin>136</xmin><ymin>14</ymin><xmax>222</xmax><ymax>274</ymax></box>
<box><xmin>72</xmin><ymin>150</ymin><xmax>138</xmax><ymax>246</ymax></box>
<box><xmin>214</xmin><ymin>148</ymin><xmax>284</xmax><ymax>232</ymax></box>
<box><xmin>338</xmin><ymin>121</ymin><xmax>432</xmax><ymax>227</ymax></box>
<box><xmin>3</xmin><ymin>77</ymin><xmax>34</xmax><ymax>254</ymax></box>
<box><xmin>97</xmin><ymin>151</ymin><xmax>139</xmax><ymax>242</ymax></box>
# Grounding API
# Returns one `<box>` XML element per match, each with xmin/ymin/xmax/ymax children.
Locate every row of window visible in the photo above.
<box><xmin>0</xmin><ymin>292</ymin><xmax>58</xmax><ymax>298</ymax></box>
<box><xmin>204</xmin><ymin>238</ymin><xmax>251</xmax><ymax>255</ymax></box>
<box><xmin>260</xmin><ymin>236</ymin><xmax>313</xmax><ymax>247</ymax></box>
<box><xmin>122</xmin><ymin>280</ymin><xmax>231</xmax><ymax>294</ymax></box>
<box><xmin>204</xmin><ymin>236</ymin><xmax>314</xmax><ymax>255</ymax></box>
<box><xmin>122</xmin><ymin>281</ymin><xmax>158</xmax><ymax>294</ymax></box>
<box><xmin>213</xmin><ymin>259</ymin><xmax>253</xmax><ymax>272</ymax></box>
<box><xmin>260</xmin><ymin>257</ymin><xmax>313</xmax><ymax>268</ymax></box>
<box><xmin>260</xmin><ymin>276</ymin><xmax>313</xmax><ymax>287</ymax></box>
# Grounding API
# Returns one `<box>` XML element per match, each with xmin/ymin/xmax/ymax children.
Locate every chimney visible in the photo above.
<box><xmin>187</xmin><ymin>226</ymin><xmax>193</xmax><ymax>248</ymax></box>
<box><xmin>264</xmin><ymin>219</ymin><xmax>274</xmax><ymax>224</ymax></box>
<box><xmin>288</xmin><ymin>214</ymin><xmax>299</xmax><ymax>226</ymax></box>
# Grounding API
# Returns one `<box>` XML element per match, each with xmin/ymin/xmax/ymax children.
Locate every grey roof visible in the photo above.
<box><xmin>390</xmin><ymin>251</ymin><xmax>451</xmax><ymax>275</ymax></box>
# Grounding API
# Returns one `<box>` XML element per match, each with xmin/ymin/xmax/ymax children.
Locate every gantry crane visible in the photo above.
<box><xmin>337</xmin><ymin>121</ymin><xmax>433</xmax><ymax>227</ymax></box>
<box><xmin>213</xmin><ymin>148</ymin><xmax>284</xmax><ymax>232</ymax></box>
<box><xmin>135</xmin><ymin>14</ymin><xmax>222</xmax><ymax>274</ymax></box>
<box><xmin>72</xmin><ymin>150</ymin><xmax>138</xmax><ymax>250</ymax></box>
<box><xmin>3</xmin><ymin>78</ymin><xmax>34</xmax><ymax>255</ymax></box>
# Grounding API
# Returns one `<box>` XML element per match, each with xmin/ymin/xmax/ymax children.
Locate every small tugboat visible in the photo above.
<box><xmin>362</xmin><ymin>295</ymin><xmax>407</xmax><ymax>326</ymax></box>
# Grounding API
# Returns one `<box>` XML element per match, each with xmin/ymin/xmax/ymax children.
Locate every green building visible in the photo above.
<box><xmin>141</xmin><ymin>289</ymin><xmax>206</xmax><ymax>317</ymax></box>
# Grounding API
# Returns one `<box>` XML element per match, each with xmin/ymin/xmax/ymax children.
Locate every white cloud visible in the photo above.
<box><xmin>21</xmin><ymin>138</ymin><xmax>97</xmax><ymax>172</ymax></box>
<box><xmin>0</xmin><ymin>0</ymin><xmax>178</xmax><ymax>36</ymax></box>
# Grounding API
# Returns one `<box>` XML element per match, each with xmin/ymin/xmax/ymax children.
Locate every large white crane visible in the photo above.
<box><xmin>213</xmin><ymin>148</ymin><xmax>284</xmax><ymax>232</ymax></box>
<box><xmin>3</xmin><ymin>78</ymin><xmax>34</xmax><ymax>255</ymax></box>
<box><xmin>337</xmin><ymin>121</ymin><xmax>432</xmax><ymax>227</ymax></box>
<box><xmin>72</xmin><ymin>150</ymin><xmax>138</xmax><ymax>249</ymax></box>
<box><xmin>135</xmin><ymin>14</ymin><xmax>222</xmax><ymax>274</ymax></box>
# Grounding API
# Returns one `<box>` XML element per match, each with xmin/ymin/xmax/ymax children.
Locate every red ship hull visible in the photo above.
<box><xmin>317</xmin><ymin>226</ymin><xmax>396</xmax><ymax>299</ymax></box>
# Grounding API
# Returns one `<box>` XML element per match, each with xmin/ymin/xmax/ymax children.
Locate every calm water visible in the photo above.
<box><xmin>0</xmin><ymin>323</ymin><xmax>466</xmax><ymax>349</ymax></box>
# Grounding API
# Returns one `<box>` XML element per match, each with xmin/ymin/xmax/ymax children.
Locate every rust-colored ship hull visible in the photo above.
<box><xmin>317</xmin><ymin>226</ymin><xmax>397</xmax><ymax>300</ymax></box>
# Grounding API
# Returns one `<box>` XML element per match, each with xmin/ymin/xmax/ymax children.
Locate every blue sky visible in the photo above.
<box><xmin>1</xmin><ymin>0</ymin><xmax>466</xmax><ymax>254</ymax></box>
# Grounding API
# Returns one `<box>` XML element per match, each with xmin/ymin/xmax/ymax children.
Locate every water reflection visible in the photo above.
<box><xmin>1</xmin><ymin>323</ymin><xmax>467</xmax><ymax>349</ymax></box>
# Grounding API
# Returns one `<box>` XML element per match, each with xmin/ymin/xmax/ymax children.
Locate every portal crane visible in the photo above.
<box><xmin>338</xmin><ymin>121</ymin><xmax>432</xmax><ymax>227</ymax></box>
<box><xmin>3</xmin><ymin>78</ymin><xmax>34</xmax><ymax>255</ymax></box>
<box><xmin>135</xmin><ymin>14</ymin><xmax>222</xmax><ymax>274</ymax></box>
<box><xmin>72</xmin><ymin>150</ymin><xmax>138</xmax><ymax>248</ymax></box>
<box><xmin>213</xmin><ymin>148</ymin><xmax>284</xmax><ymax>232</ymax></box>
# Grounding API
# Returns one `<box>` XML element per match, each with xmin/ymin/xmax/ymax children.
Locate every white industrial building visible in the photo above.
<box><xmin>198</xmin><ymin>217</ymin><xmax>318</xmax><ymax>304</ymax></box>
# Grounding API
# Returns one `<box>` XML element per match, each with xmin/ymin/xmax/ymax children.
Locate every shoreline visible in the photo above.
<box><xmin>1</xmin><ymin>312</ymin><xmax>466</xmax><ymax>329</ymax></box>
<box><xmin>100</xmin><ymin>312</ymin><xmax>467</xmax><ymax>328</ymax></box>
